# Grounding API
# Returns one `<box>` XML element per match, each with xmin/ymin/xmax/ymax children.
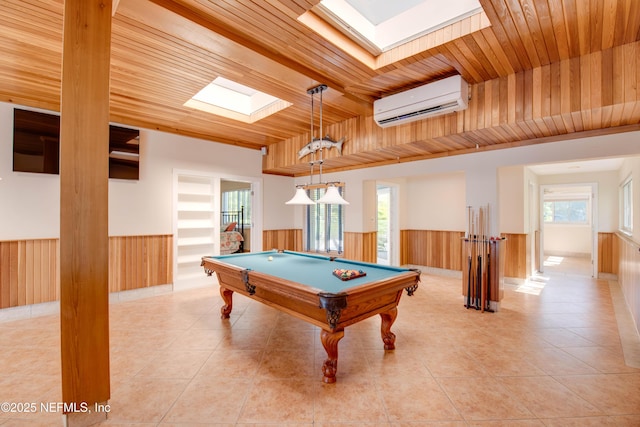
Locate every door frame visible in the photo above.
<box><xmin>172</xmin><ymin>169</ymin><xmax>262</xmax><ymax>289</ymax></box>
<box><xmin>376</xmin><ymin>182</ymin><xmax>400</xmax><ymax>266</ymax></box>
<box><xmin>538</xmin><ymin>182</ymin><xmax>598</xmax><ymax>277</ymax></box>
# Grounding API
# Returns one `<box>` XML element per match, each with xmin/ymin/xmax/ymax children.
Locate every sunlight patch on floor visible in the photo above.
<box><xmin>544</xmin><ymin>255</ymin><xmax>564</xmax><ymax>266</ymax></box>
<box><xmin>514</xmin><ymin>274</ymin><xmax>549</xmax><ymax>295</ymax></box>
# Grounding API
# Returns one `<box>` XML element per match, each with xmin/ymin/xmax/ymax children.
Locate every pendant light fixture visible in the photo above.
<box><xmin>285</xmin><ymin>186</ymin><xmax>316</xmax><ymax>205</ymax></box>
<box><xmin>286</xmin><ymin>84</ymin><xmax>348</xmax><ymax>205</ymax></box>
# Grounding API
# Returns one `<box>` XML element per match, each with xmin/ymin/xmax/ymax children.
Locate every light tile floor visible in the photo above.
<box><xmin>541</xmin><ymin>253</ymin><xmax>593</xmax><ymax>277</ymax></box>
<box><xmin>1</xmin><ymin>259</ymin><xmax>639</xmax><ymax>426</ymax></box>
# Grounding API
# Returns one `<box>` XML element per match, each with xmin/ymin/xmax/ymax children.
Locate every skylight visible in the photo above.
<box><xmin>318</xmin><ymin>0</ymin><xmax>483</xmax><ymax>52</ymax></box>
<box><xmin>184</xmin><ymin>77</ymin><xmax>291</xmax><ymax>123</ymax></box>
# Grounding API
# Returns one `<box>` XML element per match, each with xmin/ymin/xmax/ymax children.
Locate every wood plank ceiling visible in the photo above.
<box><xmin>1</xmin><ymin>0</ymin><xmax>639</xmax><ymax>176</ymax></box>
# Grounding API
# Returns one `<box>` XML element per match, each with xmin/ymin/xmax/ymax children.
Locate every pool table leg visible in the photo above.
<box><xmin>220</xmin><ymin>286</ymin><xmax>234</xmax><ymax>318</ymax></box>
<box><xmin>320</xmin><ymin>328</ymin><xmax>344</xmax><ymax>384</ymax></box>
<box><xmin>380</xmin><ymin>307</ymin><xmax>398</xmax><ymax>350</ymax></box>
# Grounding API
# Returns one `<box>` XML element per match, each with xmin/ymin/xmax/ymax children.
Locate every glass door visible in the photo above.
<box><xmin>377</xmin><ymin>185</ymin><xmax>391</xmax><ymax>265</ymax></box>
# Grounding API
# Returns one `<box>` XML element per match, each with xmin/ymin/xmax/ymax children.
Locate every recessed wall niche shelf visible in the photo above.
<box><xmin>174</xmin><ymin>173</ymin><xmax>218</xmax><ymax>289</ymax></box>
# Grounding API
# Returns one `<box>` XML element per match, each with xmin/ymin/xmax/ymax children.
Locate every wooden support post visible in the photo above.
<box><xmin>60</xmin><ymin>0</ymin><xmax>112</xmax><ymax>425</ymax></box>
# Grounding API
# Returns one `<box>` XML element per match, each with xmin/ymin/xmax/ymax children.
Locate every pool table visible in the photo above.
<box><xmin>201</xmin><ymin>250</ymin><xmax>420</xmax><ymax>383</ymax></box>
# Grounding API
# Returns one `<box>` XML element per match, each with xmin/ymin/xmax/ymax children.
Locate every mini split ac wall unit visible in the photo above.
<box><xmin>373</xmin><ymin>75</ymin><xmax>469</xmax><ymax>128</ymax></box>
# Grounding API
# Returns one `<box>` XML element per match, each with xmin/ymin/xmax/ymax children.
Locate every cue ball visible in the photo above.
<box><xmin>268</xmin><ymin>256</ymin><xmax>273</xmax><ymax>261</ymax></box>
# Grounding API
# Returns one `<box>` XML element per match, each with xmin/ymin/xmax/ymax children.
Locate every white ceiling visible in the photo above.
<box><xmin>527</xmin><ymin>158</ymin><xmax>625</xmax><ymax>176</ymax></box>
<box><xmin>344</xmin><ymin>0</ymin><xmax>424</xmax><ymax>24</ymax></box>
<box><xmin>323</xmin><ymin>0</ymin><xmax>482</xmax><ymax>50</ymax></box>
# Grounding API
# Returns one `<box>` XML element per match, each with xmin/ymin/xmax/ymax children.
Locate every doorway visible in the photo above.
<box><xmin>172</xmin><ymin>170</ymin><xmax>261</xmax><ymax>290</ymax></box>
<box><xmin>539</xmin><ymin>183</ymin><xmax>597</xmax><ymax>277</ymax></box>
<box><xmin>377</xmin><ymin>183</ymin><xmax>399</xmax><ymax>265</ymax></box>
<box><xmin>221</xmin><ymin>179</ymin><xmax>253</xmax><ymax>253</ymax></box>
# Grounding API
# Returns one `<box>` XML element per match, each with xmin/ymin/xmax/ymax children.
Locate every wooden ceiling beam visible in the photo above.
<box><xmin>146</xmin><ymin>0</ymin><xmax>373</xmax><ymax>107</ymax></box>
<box><xmin>264</xmin><ymin>41</ymin><xmax>640</xmax><ymax>175</ymax></box>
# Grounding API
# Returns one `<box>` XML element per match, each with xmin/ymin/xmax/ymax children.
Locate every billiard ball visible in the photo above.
<box><xmin>268</xmin><ymin>256</ymin><xmax>273</xmax><ymax>261</ymax></box>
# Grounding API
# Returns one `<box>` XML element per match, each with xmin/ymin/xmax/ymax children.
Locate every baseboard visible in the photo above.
<box><xmin>173</xmin><ymin>276</ymin><xmax>215</xmax><ymax>291</ymax></box>
<box><xmin>0</xmin><ymin>301</ymin><xmax>59</xmax><ymax>323</ymax></box>
<box><xmin>109</xmin><ymin>284</ymin><xmax>173</xmax><ymax>304</ymax></box>
<box><xmin>0</xmin><ymin>284</ymin><xmax>174</xmax><ymax>323</ymax></box>
<box><xmin>544</xmin><ymin>251</ymin><xmax>590</xmax><ymax>258</ymax></box>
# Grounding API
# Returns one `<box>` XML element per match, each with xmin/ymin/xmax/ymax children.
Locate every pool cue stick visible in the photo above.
<box><xmin>479</xmin><ymin>206</ymin><xmax>487</xmax><ymax>312</ymax></box>
<box><xmin>471</xmin><ymin>207</ymin><xmax>476</xmax><ymax>309</ymax></box>
<box><xmin>486</xmin><ymin>244</ymin><xmax>491</xmax><ymax>310</ymax></box>
<box><xmin>473</xmin><ymin>208</ymin><xmax>479</xmax><ymax>309</ymax></box>
<box><xmin>480</xmin><ymin>206</ymin><xmax>485</xmax><ymax>313</ymax></box>
<box><xmin>483</xmin><ymin>205</ymin><xmax>488</xmax><ymax>312</ymax></box>
<box><xmin>484</xmin><ymin>204</ymin><xmax>493</xmax><ymax>312</ymax></box>
<box><xmin>467</xmin><ymin>207</ymin><xmax>473</xmax><ymax>308</ymax></box>
<box><xmin>485</xmin><ymin>205</ymin><xmax>489</xmax><ymax>311</ymax></box>
<box><xmin>469</xmin><ymin>206</ymin><xmax>476</xmax><ymax>309</ymax></box>
<box><xmin>471</xmin><ymin>206</ymin><xmax>476</xmax><ymax>308</ymax></box>
<box><xmin>476</xmin><ymin>207</ymin><xmax>482</xmax><ymax>310</ymax></box>
<box><xmin>485</xmin><ymin>205</ymin><xmax>490</xmax><ymax>310</ymax></box>
<box><xmin>467</xmin><ymin>253</ymin><xmax>472</xmax><ymax>308</ymax></box>
<box><xmin>466</xmin><ymin>206</ymin><xmax>472</xmax><ymax>308</ymax></box>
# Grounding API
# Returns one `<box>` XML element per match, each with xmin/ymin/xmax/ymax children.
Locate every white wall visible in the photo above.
<box><xmin>537</xmin><ymin>171</ymin><xmax>619</xmax><ymax>232</ymax></box>
<box><xmin>262</xmin><ymin>174</ymin><xmax>296</xmax><ymax>229</ymax></box>
<box><xmin>618</xmin><ymin>156</ymin><xmax>640</xmax><ymax>243</ymax></box>
<box><xmin>364</xmin><ymin>180</ymin><xmax>379</xmax><ymax>233</ymax></box>
<box><xmin>543</xmin><ymin>224</ymin><xmax>592</xmax><ymax>255</ymax></box>
<box><xmin>3</xmin><ymin>99</ymin><xmax>640</xmax><ymax>245</ymax></box>
<box><xmin>404</xmin><ymin>172</ymin><xmax>466</xmax><ymax>230</ymax></box>
<box><xmin>291</xmin><ymin>131</ymin><xmax>640</xmax><ymax>237</ymax></box>
<box><xmin>0</xmin><ymin>102</ymin><xmax>263</xmax><ymax>240</ymax></box>
<box><xmin>499</xmin><ymin>166</ymin><xmax>526</xmax><ymax>233</ymax></box>
<box><xmin>525</xmin><ymin>168</ymin><xmax>540</xmax><ymax>235</ymax></box>
<box><xmin>0</xmin><ymin>104</ymin><xmax>60</xmax><ymax>239</ymax></box>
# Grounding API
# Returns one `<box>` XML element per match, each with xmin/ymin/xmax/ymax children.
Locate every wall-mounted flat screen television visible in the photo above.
<box><xmin>12</xmin><ymin>108</ymin><xmax>140</xmax><ymax>180</ymax></box>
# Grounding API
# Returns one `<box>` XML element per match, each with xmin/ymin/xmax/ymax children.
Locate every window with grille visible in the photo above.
<box><xmin>303</xmin><ymin>186</ymin><xmax>345</xmax><ymax>253</ymax></box>
<box><xmin>221</xmin><ymin>189</ymin><xmax>251</xmax><ymax>227</ymax></box>
<box><xmin>543</xmin><ymin>199</ymin><xmax>589</xmax><ymax>224</ymax></box>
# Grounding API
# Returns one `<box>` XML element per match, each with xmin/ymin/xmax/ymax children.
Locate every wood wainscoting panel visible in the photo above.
<box><xmin>400</xmin><ymin>230</ymin><xmax>464</xmax><ymax>270</ymax></box>
<box><xmin>0</xmin><ymin>239</ymin><xmax>59</xmax><ymax>309</ymax></box>
<box><xmin>262</xmin><ymin>229</ymin><xmax>302</xmax><ymax>252</ymax></box>
<box><xmin>344</xmin><ymin>231</ymin><xmax>377</xmax><ymax>263</ymax></box>
<box><xmin>0</xmin><ymin>235</ymin><xmax>173</xmax><ymax>310</ymax></box>
<box><xmin>109</xmin><ymin>235</ymin><xmax>173</xmax><ymax>293</ymax></box>
<box><xmin>501</xmin><ymin>233</ymin><xmax>528</xmax><ymax>279</ymax></box>
<box><xmin>616</xmin><ymin>233</ymin><xmax>640</xmax><ymax>338</ymax></box>
<box><xmin>598</xmin><ymin>232</ymin><xmax>619</xmax><ymax>275</ymax></box>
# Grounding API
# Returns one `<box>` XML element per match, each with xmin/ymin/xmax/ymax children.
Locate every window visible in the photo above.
<box><xmin>184</xmin><ymin>77</ymin><xmax>291</xmax><ymax>123</ymax></box>
<box><xmin>621</xmin><ymin>177</ymin><xmax>633</xmax><ymax>233</ymax></box>
<box><xmin>307</xmin><ymin>0</ymin><xmax>484</xmax><ymax>55</ymax></box>
<box><xmin>543</xmin><ymin>199</ymin><xmax>588</xmax><ymax>224</ymax></box>
<box><xmin>304</xmin><ymin>186</ymin><xmax>345</xmax><ymax>253</ymax></box>
<box><xmin>221</xmin><ymin>189</ymin><xmax>251</xmax><ymax>227</ymax></box>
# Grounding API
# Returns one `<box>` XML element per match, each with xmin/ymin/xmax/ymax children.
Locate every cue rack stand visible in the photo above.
<box><xmin>462</xmin><ymin>205</ymin><xmax>505</xmax><ymax>312</ymax></box>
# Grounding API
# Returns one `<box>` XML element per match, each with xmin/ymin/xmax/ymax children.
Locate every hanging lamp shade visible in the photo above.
<box><xmin>286</xmin><ymin>84</ymin><xmax>348</xmax><ymax>206</ymax></box>
<box><xmin>317</xmin><ymin>185</ymin><xmax>349</xmax><ymax>205</ymax></box>
<box><xmin>285</xmin><ymin>187</ymin><xmax>316</xmax><ymax>205</ymax></box>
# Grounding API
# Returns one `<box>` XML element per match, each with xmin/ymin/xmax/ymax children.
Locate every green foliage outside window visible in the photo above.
<box><xmin>543</xmin><ymin>200</ymin><xmax>588</xmax><ymax>224</ymax></box>
<box><xmin>304</xmin><ymin>187</ymin><xmax>345</xmax><ymax>253</ymax></box>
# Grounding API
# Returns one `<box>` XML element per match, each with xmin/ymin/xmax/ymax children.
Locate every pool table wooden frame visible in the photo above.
<box><xmin>201</xmin><ymin>251</ymin><xmax>420</xmax><ymax>383</ymax></box>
